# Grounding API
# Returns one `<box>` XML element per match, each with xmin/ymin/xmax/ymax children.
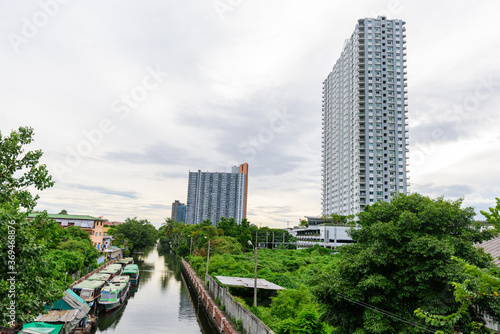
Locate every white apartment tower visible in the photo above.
<box><xmin>322</xmin><ymin>16</ymin><xmax>409</xmax><ymax>216</ymax></box>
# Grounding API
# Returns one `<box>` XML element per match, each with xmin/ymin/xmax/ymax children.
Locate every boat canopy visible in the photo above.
<box><xmin>111</xmin><ymin>275</ymin><xmax>130</xmax><ymax>284</ymax></box>
<box><xmin>100</xmin><ymin>264</ymin><xmax>122</xmax><ymax>274</ymax></box>
<box><xmin>123</xmin><ymin>264</ymin><xmax>139</xmax><ymax>274</ymax></box>
<box><xmin>117</xmin><ymin>257</ymin><xmax>134</xmax><ymax>264</ymax></box>
<box><xmin>87</xmin><ymin>273</ymin><xmax>111</xmax><ymax>281</ymax></box>
<box><xmin>73</xmin><ymin>280</ymin><xmax>106</xmax><ymax>289</ymax></box>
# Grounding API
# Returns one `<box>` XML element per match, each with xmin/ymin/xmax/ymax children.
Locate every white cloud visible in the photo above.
<box><xmin>1</xmin><ymin>0</ymin><xmax>499</xmax><ymax>227</ymax></box>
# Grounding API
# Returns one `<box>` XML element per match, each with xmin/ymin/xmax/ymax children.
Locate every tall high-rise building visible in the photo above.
<box><xmin>322</xmin><ymin>16</ymin><xmax>409</xmax><ymax>216</ymax></box>
<box><xmin>186</xmin><ymin>163</ymin><xmax>248</xmax><ymax>225</ymax></box>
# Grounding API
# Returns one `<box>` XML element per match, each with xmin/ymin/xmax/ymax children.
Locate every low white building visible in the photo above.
<box><xmin>295</xmin><ymin>225</ymin><xmax>357</xmax><ymax>249</ymax></box>
<box><xmin>292</xmin><ymin>217</ymin><xmax>359</xmax><ymax>249</ymax></box>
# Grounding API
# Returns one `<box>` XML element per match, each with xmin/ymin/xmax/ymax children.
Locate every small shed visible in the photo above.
<box><xmin>215</xmin><ymin>276</ymin><xmax>285</xmax><ymax>290</ymax></box>
<box><xmin>104</xmin><ymin>246</ymin><xmax>122</xmax><ymax>260</ymax></box>
<box><xmin>34</xmin><ymin>289</ymin><xmax>90</xmax><ymax>334</ymax></box>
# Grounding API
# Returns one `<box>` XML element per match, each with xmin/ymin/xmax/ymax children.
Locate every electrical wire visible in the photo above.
<box><xmin>335</xmin><ymin>291</ymin><xmax>436</xmax><ymax>333</ymax></box>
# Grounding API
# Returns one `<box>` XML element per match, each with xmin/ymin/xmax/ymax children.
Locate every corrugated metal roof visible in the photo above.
<box><xmin>215</xmin><ymin>276</ymin><xmax>285</xmax><ymax>290</ymax></box>
<box><xmin>476</xmin><ymin>236</ymin><xmax>500</xmax><ymax>266</ymax></box>
<box><xmin>34</xmin><ymin>309</ymin><xmax>79</xmax><ymax>322</ymax></box>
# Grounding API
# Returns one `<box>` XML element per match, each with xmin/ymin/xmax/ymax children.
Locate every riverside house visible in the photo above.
<box><xmin>28</xmin><ymin>214</ymin><xmax>107</xmax><ymax>250</ymax></box>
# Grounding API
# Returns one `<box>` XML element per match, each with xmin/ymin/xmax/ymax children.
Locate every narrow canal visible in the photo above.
<box><xmin>91</xmin><ymin>246</ymin><xmax>218</xmax><ymax>334</ymax></box>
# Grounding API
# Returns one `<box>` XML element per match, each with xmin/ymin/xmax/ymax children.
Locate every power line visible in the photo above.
<box><xmin>336</xmin><ymin>292</ymin><xmax>436</xmax><ymax>333</ymax></box>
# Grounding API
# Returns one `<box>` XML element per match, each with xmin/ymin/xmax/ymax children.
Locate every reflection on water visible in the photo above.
<box><xmin>91</xmin><ymin>246</ymin><xmax>217</xmax><ymax>334</ymax></box>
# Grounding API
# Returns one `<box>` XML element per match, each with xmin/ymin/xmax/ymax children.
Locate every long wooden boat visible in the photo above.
<box><xmin>122</xmin><ymin>264</ymin><xmax>140</xmax><ymax>285</ymax></box>
<box><xmin>87</xmin><ymin>273</ymin><xmax>111</xmax><ymax>282</ymax></box>
<box><xmin>72</xmin><ymin>279</ymin><xmax>107</xmax><ymax>304</ymax></box>
<box><xmin>98</xmin><ymin>275</ymin><xmax>130</xmax><ymax>312</ymax></box>
<box><xmin>99</xmin><ymin>264</ymin><xmax>123</xmax><ymax>279</ymax></box>
<box><xmin>117</xmin><ymin>257</ymin><xmax>134</xmax><ymax>267</ymax></box>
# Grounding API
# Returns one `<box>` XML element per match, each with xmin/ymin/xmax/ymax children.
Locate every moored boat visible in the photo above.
<box><xmin>99</xmin><ymin>264</ymin><xmax>122</xmax><ymax>280</ymax></box>
<box><xmin>122</xmin><ymin>264</ymin><xmax>140</xmax><ymax>285</ymax></box>
<box><xmin>87</xmin><ymin>273</ymin><xmax>111</xmax><ymax>282</ymax></box>
<box><xmin>72</xmin><ymin>279</ymin><xmax>107</xmax><ymax>304</ymax></box>
<box><xmin>117</xmin><ymin>257</ymin><xmax>134</xmax><ymax>267</ymax></box>
<box><xmin>98</xmin><ymin>275</ymin><xmax>130</xmax><ymax>312</ymax></box>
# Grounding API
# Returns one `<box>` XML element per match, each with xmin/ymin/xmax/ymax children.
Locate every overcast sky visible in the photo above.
<box><xmin>1</xmin><ymin>0</ymin><xmax>499</xmax><ymax>228</ymax></box>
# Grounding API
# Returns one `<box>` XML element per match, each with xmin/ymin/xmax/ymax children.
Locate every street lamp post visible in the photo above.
<box><xmin>248</xmin><ymin>240</ymin><xmax>257</xmax><ymax>308</ymax></box>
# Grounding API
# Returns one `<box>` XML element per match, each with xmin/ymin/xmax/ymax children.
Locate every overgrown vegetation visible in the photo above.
<box><xmin>190</xmin><ymin>245</ymin><xmax>336</xmax><ymax>333</ymax></box>
<box><xmin>167</xmin><ymin>194</ymin><xmax>500</xmax><ymax>334</ymax></box>
<box><xmin>108</xmin><ymin>217</ymin><xmax>157</xmax><ymax>255</ymax></box>
<box><xmin>45</xmin><ymin>225</ymin><xmax>100</xmax><ymax>275</ymax></box>
<box><xmin>313</xmin><ymin>193</ymin><xmax>500</xmax><ymax>333</ymax></box>
<box><xmin>157</xmin><ymin>216</ymin><xmax>296</xmax><ymax>257</ymax></box>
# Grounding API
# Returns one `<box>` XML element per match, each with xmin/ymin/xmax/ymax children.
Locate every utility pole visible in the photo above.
<box><xmin>189</xmin><ymin>235</ymin><xmax>193</xmax><ymax>257</ymax></box>
<box><xmin>205</xmin><ymin>238</ymin><xmax>211</xmax><ymax>284</ymax></box>
<box><xmin>247</xmin><ymin>240</ymin><xmax>258</xmax><ymax>308</ymax></box>
<box><xmin>253</xmin><ymin>242</ymin><xmax>257</xmax><ymax>307</ymax></box>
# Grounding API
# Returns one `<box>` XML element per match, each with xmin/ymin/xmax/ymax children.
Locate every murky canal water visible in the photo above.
<box><xmin>91</xmin><ymin>246</ymin><xmax>217</xmax><ymax>334</ymax></box>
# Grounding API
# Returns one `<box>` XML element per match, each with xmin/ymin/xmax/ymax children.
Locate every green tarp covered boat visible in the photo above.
<box><xmin>98</xmin><ymin>276</ymin><xmax>130</xmax><ymax>312</ymax></box>
<box><xmin>122</xmin><ymin>264</ymin><xmax>140</xmax><ymax>285</ymax></box>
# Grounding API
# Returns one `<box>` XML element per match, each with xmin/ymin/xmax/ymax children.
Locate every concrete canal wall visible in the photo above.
<box><xmin>206</xmin><ymin>276</ymin><xmax>274</xmax><ymax>334</ymax></box>
<box><xmin>181</xmin><ymin>259</ymin><xmax>274</xmax><ymax>334</ymax></box>
<box><xmin>181</xmin><ymin>259</ymin><xmax>239</xmax><ymax>334</ymax></box>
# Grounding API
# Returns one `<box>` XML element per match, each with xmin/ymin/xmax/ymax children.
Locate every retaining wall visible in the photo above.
<box><xmin>181</xmin><ymin>259</ymin><xmax>274</xmax><ymax>334</ymax></box>
<box><xmin>206</xmin><ymin>275</ymin><xmax>274</xmax><ymax>334</ymax></box>
<box><xmin>181</xmin><ymin>259</ymin><xmax>238</xmax><ymax>334</ymax></box>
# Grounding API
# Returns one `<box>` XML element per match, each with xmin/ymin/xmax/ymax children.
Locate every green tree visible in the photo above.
<box><xmin>0</xmin><ymin>127</ymin><xmax>64</xmax><ymax>326</ymax></box>
<box><xmin>313</xmin><ymin>193</ymin><xmax>500</xmax><ymax>333</ymax></box>
<box><xmin>58</xmin><ymin>210</ymin><xmax>68</xmax><ymax>215</ymax></box>
<box><xmin>413</xmin><ymin>197</ymin><xmax>500</xmax><ymax>333</ymax></box>
<box><xmin>109</xmin><ymin>217</ymin><xmax>157</xmax><ymax>251</ymax></box>
<box><xmin>210</xmin><ymin>236</ymin><xmax>242</xmax><ymax>255</ymax></box>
